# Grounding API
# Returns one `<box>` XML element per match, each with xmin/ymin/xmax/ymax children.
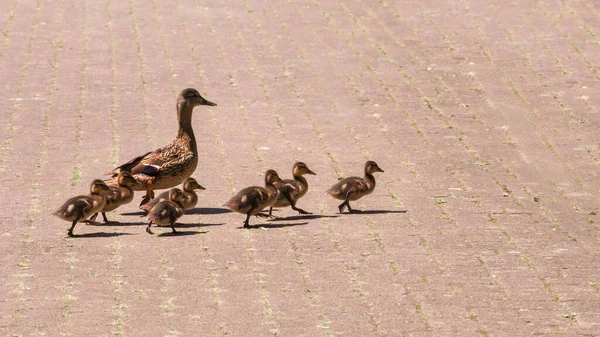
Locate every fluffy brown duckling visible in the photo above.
<box><xmin>327</xmin><ymin>161</ymin><xmax>384</xmax><ymax>213</ymax></box>
<box><xmin>269</xmin><ymin>162</ymin><xmax>316</xmax><ymax>217</ymax></box>
<box><xmin>106</xmin><ymin>88</ymin><xmax>216</xmax><ymax>207</ymax></box>
<box><xmin>139</xmin><ymin>177</ymin><xmax>205</xmax><ymax>214</ymax></box>
<box><xmin>146</xmin><ymin>188</ymin><xmax>189</xmax><ymax>235</ymax></box>
<box><xmin>224</xmin><ymin>170</ymin><xmax>281</xmax><ymax>228</ymax></box>
<box><xmin>52</xmin><ymin>179</ymin><xmax>110</xmax><ymax>237</ymax></box>
<box><xmin>89</xmin><ymin>171</ymin><xmax>141</xmax><ymax>222</ymax></box>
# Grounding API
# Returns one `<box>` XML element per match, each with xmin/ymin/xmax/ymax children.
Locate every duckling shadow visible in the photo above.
<box><xmin>90</xmin><ymin>221</ymin><xmax>146</xmax><ymax>227</ymax></box>
<box><xmin>268</xmin><ymin>214</ymin><xmax>339</xmax><ymax>221</ymax></box>
<box><xmin>175</xmin><ymin>222</ymin><xmax>225</xmax><ymax>229</ymax></box>
<box><xmin>157</xmin><ymin>230</ymin><xmax>208</xmax><ymax>237</ymax></box>
<box><xmin>73</xmin><ymin>232</ymin><xmax>135</xmax><ymax>238</ymax></box>
<box><xmin>120</xmin><ymin>211</ymin><xmax>148</xmax><ymax>217</ymax></box>
<box><xmin>186</xmin><ymin>207</ymin><xmax>233</xmax><ymax>215</ymax></box>
<box><xmin>344</xmin><ymin>209</ymin><xmax>408</xmax><ymax>215</ymax></box>
<box><xmin>241</xmin><ymin>222</ymin><xmax>309</xmax><ymax>229</ymax></box>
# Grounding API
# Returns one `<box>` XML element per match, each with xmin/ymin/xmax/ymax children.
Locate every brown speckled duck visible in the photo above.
<box><xmin>327</xmin><ymin>161</ymin><xmax>384</xmax><ymax>213</ymax></box>
<box><xmin>146</xmin><ymin>188</ymin><xmax>188</xmax><ymax>235</ymax></box>
<box><xmin>139</xmin><ymin>177</ymin><xmax>205</xmax><ymax>214</ymax></box>
<box><xmin>224</xmin><ymin>170</ymin><xmax>281</xmax><ymax>228</ymax></box>
<box><xmin>269</xmin><ymin>162</ymin><xmax>316</xmax><ymax>217</ymax></box>
<box><xmin>52</xmin><ymin>179</ymin><xmax>110</xmax><ymax>237</ymax></box>
<box><xmin>90</xmin><ymin>171</ymin><xmax>141</xmax><ymax>222</ymax></box>
<box><xmin>107</xmin><ymin>88</ymin><xmax>216</xmax><ymax>206</ymax></box>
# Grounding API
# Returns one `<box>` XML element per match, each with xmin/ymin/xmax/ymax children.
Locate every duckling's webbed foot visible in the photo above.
<box><xmin>170</xmin><ymin>225</ymin><xmax>177</xmax><ymax>233</ymax></box>
<box><xmin>291</xmin><ymin>204</ymin><xmax>311</xmax><ymax>215</ymax></box>
<box><xmin>146</xmin><ymin>221</ymin><xmax>154</xmax><ymax>234</ymax></box>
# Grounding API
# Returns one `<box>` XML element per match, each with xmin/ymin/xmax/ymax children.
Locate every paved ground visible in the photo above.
<box><xmin>1</xmin><ymin>0</ymin><xmax>599</xmax><ymax>336</ymax></box>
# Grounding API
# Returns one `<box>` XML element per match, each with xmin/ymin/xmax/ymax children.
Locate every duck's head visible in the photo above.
<box><xmin>265</xmin><ymin>169</ymin><xmax>282</xmax><ymax>185</ymax></box>
<box><xmin>90</xmin><ymin>179</ymin><xmax>110</xmax><ymax>194</ymax></box>
<box><xmin>168</xmin><ymin>188</ymin><xmax>189</xmax><ymax>203</ymax></box>
<box><xmin>178</xmin><ymin>88</ymin><xmax>217</xmax><ymax>108</ymax></box>
<box><xmin>293</xmin><ymin>162</ymin><xmax>316</xmax><ymax>176</ymax></box>
<box><xmin>365</xmin><ymin>161</ymin><xmax>384</xmax><ymax>174</ymax></box>
<box><xmin>117</xmin><ymin>171</ymin><xmax>142</xmax><ymax>187</ymax></box>
<box><xmin>183</xmin><ymin>177</ymin><xmax>206</xmax><ymax>192</ymax></box>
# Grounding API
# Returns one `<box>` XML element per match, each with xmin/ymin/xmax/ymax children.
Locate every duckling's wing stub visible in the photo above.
<box><xmin>53</xmin><ymin>196</ymin><xmax>93</xmax><ymax>220</ymax></box>
<box><xmin>277</xmin><ymin>181</ymin><xmax>300</xmax><ymax>201</ymax></box>
<box><xmin>328</xmin><ymin>177</ymin><xmax>366</xmax><ymax>197</ymax></box>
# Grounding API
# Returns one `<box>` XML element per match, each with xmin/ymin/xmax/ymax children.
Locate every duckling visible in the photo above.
<box><xmin>89</xmin><ymin>171</ymin><xmax>141</xmax><ymax>222</ymax></box>
<box><xmin>139</xmin><ymin>177</ymin><xmax>205</xmax><ymax>214</ymax></box>
<box><xmin>146</xmin><ymin>188</ymin><xmax>189</xmax><ymax>234</ymax></box>
<box><xmin>327</xmin><ymin>161</ymin><xmax>384</xmax><ymax>213</ymax></box>
<box><xmin>269</xmin><ymin>162</ymin><xmax>316</xmax><ymax>217</ymax></box>
<box><xmin>106</xmin><ymin>88</ymin><xmax>216</xmax><ymax>206</ymax></box>
<box><xmin>224</xmin><ymin>170</ymin><xmax>281</xmax><ymax>228</ymax></box>
<box><xmin>52</xmin><ymin>179</ymin><xmax>110</xmax><ymax>237</ymax></box>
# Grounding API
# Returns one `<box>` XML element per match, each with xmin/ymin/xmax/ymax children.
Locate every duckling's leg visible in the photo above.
<box><xmin>170</xmin><ymin>222</ymin><xmax>178</xmax><ymax>233</ymax></box>
<box><xmin>289</xmin><ymin>199</ymin><xmax>311</xmax><ymax>215</ymax></box>
<box><xmin>244</xmin><ymin>211</ymin><xmax>252</xmax><ymax>228</ymax></box>
<box><xmin>101</xmin><ymin>212</ymin><xmax>110</xmax><ymax>223</ymax></box>
<box><xmin>67</xmin><ymin>219</ymin><xmax>78</xmax><ymax>237</ymax></box>
<box><xmin>337</xmin><ymin>201</ymin><xmax>348</xmax><ymax>214</ymax></box>
<box><xmin>146</xmin><ymin>221</ymin><xmax>154</xmax><ymax>234</ymax></box>
<box><xmin>89</xmin><ymin>212</ymin><xmax>99</xmax><ymax>221</ymax></box>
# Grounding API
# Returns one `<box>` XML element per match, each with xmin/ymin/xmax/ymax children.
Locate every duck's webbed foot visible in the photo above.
<box><xmin>139</xmin><ymin>182</ymin><xmax>155</xmax><ymax>207</ymax></box>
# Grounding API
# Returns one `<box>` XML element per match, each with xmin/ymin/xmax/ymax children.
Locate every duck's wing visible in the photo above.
<box><xmin>108</xmin><ymin>151</ymin><xmax>153</xmax><ymax>177</ymax></box>
<box><xmin>109</xmin><ymin>144</ymin><xmax>193</xmax><ymax>178</ymax></box>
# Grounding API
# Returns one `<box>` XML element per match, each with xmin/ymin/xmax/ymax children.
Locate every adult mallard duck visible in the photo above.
<box><xmin>52</xmin><ymin>179</ymin><xmax>110</xmax><ymax>237</ymax></box>
<box><xmin>327</xmin><ymin>161</ymin><xmax>384</xmax><ymax>213</ymax></box>
<box><xmin>139</xmin><ymin>176</ymin><xmax>205</xmax><ymax>214</ymax></box>
<box><xmin>90</xmin><ymin>171</ymin><xmax>141</xmax><ymax>222</ymax></box>
<box><xmin>224</xmin><ymin>170</ymin><xmax>281</xmax><ymax>228</ymax></box>
<box><xmin>146</xmin><ymin>187</ymin><xmax>189</xmax><ymax>234</ymax></box>
<box><xmin>107</xmin><ymin>88</ymin><xmax>216</xmax><ymax>206</ymax></box>
<box><xmin>268</xmin><ymin>162</ymin><xmax>316</xmax><ymax>216</ymax></box>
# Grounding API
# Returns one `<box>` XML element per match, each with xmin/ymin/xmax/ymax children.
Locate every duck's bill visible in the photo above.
<box><xmin>307</xmin><ymin>169</ymin><xmax>317</xmax><ymax>175</ymax></box>
<box><xmin>377</xmin><ymin>168</ymin><xmax>385</xmax><ymax>173</ymax></box>
<box><xmin>204</xmin><ymin>100</ymin><xmax>217</xmax><ymax>106</ymax></box>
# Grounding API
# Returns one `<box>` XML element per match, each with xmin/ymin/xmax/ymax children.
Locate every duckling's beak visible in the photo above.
<box><xmin>195</xmin><ymin>183</ymin><xmax>206</xmax><ymax>190</ymax></box>
<box><xmin>307</xmin><ymin>169</ymin><xmax>317</xmax><ymax>175</ymax></box>
<box><xmin>202</xmin><ymin>99</ymin><xmax>217</xmax><ymax>106</ymax></box>
<box><xmin>376</xmin><ymin>167</ymin><xmax>384</xmax><ymax>173</ymax></box>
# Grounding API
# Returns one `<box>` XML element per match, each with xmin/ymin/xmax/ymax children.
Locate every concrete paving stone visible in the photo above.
<box><xmin>2</xmin><ymin>0</ymin><xmax>600</xmax><ymax>335</ymax></box>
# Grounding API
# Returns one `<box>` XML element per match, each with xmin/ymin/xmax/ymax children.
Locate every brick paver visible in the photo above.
<box><xmin>1</xmin><ymin>0</ymin><xmax>599</xmax><ymax>336</ymax></box>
